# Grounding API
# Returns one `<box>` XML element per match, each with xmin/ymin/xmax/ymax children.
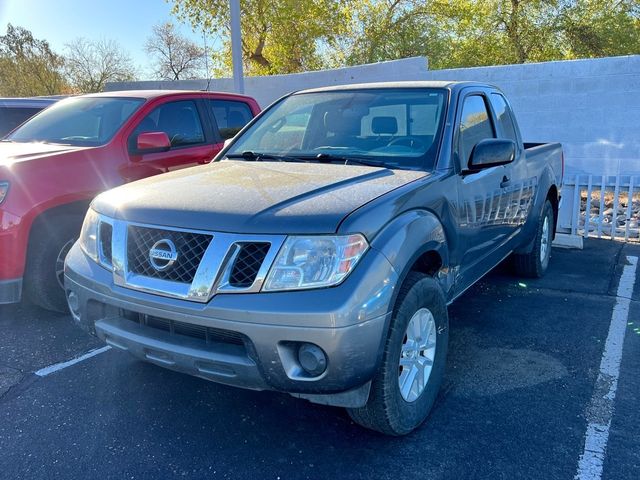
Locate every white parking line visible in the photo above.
<box><xmin>575</xmin><ymin>255</ymin><xmax>638</xmax><ymax>480</ymax></box>
<box><xmin>34</xmin><ymin>346</ymin><xmax>112</xmax><ymax>377</ymax></box>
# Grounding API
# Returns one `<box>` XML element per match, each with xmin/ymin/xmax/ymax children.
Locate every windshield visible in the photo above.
<box><xmin>7</xmin><ymin>96</ymin><xmax>145</xmax><ymax>146</ymax></box>
<box><xmin>227</xmin><ymin>88</ymin><xmax>448</xmax><ymax>170</ymax></box>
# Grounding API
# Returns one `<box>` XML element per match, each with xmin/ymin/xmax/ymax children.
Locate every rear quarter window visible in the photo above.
<box><xmin>208</xmin><ymin>100</ymin><xmax>253</xmax><ymax>140</ymax></box>
<box><xmin>489</xmin><ymin>93</ymin><xmax>518</xmax><ymax>142</ymax></box>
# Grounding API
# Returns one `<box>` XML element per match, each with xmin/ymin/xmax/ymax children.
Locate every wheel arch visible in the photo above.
<box><xmin>27</xmin><ymin>199</ymin><xmax>92</xmax><ymax>244</ymax></box>
<box><xmin>24</xmin><ymin>199</ymin><xmax>92</xmax><ymax>274</ymax></box>
<box><xmin>370</xmin><ymin>209</ymin><xmax>451</xmax><ymax>308</ymax></box>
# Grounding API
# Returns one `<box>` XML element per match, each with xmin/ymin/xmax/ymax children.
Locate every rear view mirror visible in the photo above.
<box><xmin>136</xmin><ymin>131</ymin><xmax>171</xmax><ymax>153</ymax></box>
<box><xmin>468</xmin><ymin>139</ymin><xmax>516</xmax><ymax>170</ymax></box>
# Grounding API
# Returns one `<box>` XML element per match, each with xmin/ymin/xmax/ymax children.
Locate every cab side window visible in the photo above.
<box><xmin>0</xmin><ymin>107</ymin><xmax>43</xmax><ymax>136</ymax></box>
<box><xmin>208</xmin><ymin>100</ymin><xmax>253</xmax><ymax>140</ymax></box>
<box><xmin>130</xmin><ymin>100</ymin><xmax>205</xmax><ymax>150</ymax></box>
<box><xmin>490</xmin><ymin>93</ymin><xmax>518</xmax><ymax>142</ymax></box>
<box><xmin>458</xmin><ymin>95</ymin><xmax>495</xmax><ymax>168</ymax></box>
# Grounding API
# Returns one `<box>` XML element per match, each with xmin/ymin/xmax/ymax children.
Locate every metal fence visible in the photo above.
<box><xmin>560</xmin><ymin>175</ymin><xmax>640</xmax><ymax>242</ymax></box>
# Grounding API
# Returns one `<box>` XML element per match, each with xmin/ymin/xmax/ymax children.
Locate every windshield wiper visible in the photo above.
<box><xmin>312</xmin><ymin>153</ymin><xmax>388</xmax><ymax>168</ymax></box>
<box><xmin>226</xmin><ymin>151</ymin><xmax>390</xmax><ymax>168</ymax></box>
<box><xmin>226</xmin><ymin>151</ymin><xmax>308</xmax><ymax>163</ymax></box>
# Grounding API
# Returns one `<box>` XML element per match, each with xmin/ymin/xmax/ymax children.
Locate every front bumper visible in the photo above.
<box><xmin>64</xmin><ymin>242</ymin><xmax>397</xmax><ymax>406</ymax></box>
<box><xmin>0</xmin><ymin>277</ymin><xmax>22</xmax><ymax>304</ymax></box>
<box><xmin>0</xmin><ymin>207</ymin><xmax>28</xmax><ymax>302</ymax></box>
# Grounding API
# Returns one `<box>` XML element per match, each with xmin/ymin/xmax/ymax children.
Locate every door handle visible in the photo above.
<box><xmin>500</xmin><ymin>175</ymin><xmax>511</xmax><ymax>188</ymax></box>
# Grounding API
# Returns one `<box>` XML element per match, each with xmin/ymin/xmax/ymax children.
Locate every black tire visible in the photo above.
<box><xmin>513</xmin><ymin>199</ymin><xmax>554</xmax><ymax>278</ymax></box>
<box><xmin>347</xmin><ymin>272</ymin><xmax>449</xmax><ymax>436</ymax></box>
<box><xmin>24</xmin><ymin>214</ymin><xmax>82</xmax><ymax>312</ymax></box>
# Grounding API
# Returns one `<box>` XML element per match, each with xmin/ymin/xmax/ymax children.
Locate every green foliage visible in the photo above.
<box><xmin>0</xmin><ymin>25</ymin><xmax>140</xmax><ymax>96</ymax></box>
<box><xmin>561</xmin><ymin>0</ymin><xmax>640</xmax><ymax>58</ymax></box>
<box><xmin>171</xmin><ymin>0</ymin><xmax>351</xmax><ymax>75</ymax></box>
<box><xmin>339</xmin><ymin>0</ymin><xmax>639</xmax><ymax>69</ymax></box>
<box><xmin>0</xmin><ymin>24</ymin><xmax>67</xmax><ymax>96</ymax></box>
<box><xmin>172</xmin><ymin>0</ymin><xmax>639</xmax><ymax>74</ymax></box>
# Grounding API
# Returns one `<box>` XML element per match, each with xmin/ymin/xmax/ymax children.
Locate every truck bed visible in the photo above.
<box><xmin>524</xmin><ymin>142</ymin><xmax>564</xmax><ymax>188</ymax></box>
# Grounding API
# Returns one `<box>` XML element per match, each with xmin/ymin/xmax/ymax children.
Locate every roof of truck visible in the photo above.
<box><xmin>296</xmin><ymin>81</ymin><xmax>496</xmax><ymax>94</ymax></box>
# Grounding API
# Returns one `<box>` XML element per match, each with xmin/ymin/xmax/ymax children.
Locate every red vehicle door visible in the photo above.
<box><xmin>124</xmin><ymin>98</ymin><xmax>221</xmax><ymax>181</ymax></box>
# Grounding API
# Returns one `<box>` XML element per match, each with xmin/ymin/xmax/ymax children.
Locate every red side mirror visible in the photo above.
<box><xmin>137</xmin><ymin>131</ymin><xmax>171</xmax><ymax>152</ymax></box>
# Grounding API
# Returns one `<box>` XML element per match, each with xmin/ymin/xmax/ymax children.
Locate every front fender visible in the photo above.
<box><xmin>370</xmin><ymin>209</ymin><xmax>451</xmax><ymax>299</ymax></box>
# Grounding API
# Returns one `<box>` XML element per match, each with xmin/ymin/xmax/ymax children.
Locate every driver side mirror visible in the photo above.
<box><xmin>136</xmin><ymin>131</ymin><xmax>171</xmax><ymax>153</ymax></box>
<box><xmin>468</xmin><ymin>138</ymin><xmax>516</xmax><ymax>171</ymax></box>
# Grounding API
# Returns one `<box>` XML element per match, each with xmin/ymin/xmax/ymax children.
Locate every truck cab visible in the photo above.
<box><xmin>64</xmin><ymin>82</ymin><xmax>562</xmax><ymax>435</ymax></box>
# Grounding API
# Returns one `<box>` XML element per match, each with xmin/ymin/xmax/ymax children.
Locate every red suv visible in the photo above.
<box><xmin>0</xmin><ymin>90</ymin><xmax>260</xmax><ymax>311</ymax></box>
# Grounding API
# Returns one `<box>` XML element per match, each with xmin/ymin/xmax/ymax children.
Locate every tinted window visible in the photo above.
<box><xmin>208</xmin><ymin>100</ymin><xmax>253</xmax><ymax>140</ymax></box>
<box><xmin>490</xmin><ymin>93</ymin><xmax>518</xmax><ymax>142</ymax></box>
<box><xmin>227</xmin><ymin>89</ymin><xmax>448</xmax><ymax>170</ymax></box>
<box><xmin>257</xmin><ymin>104</ymin><xmax>312</xmax><ymax>151</ymax></box>
<box><xmin>458</xmin><ymin>95</ymin><xmax>495</xmax><ymax>167</ymax></box>
<box><xmin>8</xmin><ymin>97</ymin><xmax>144</xmax><ymax>146</ymax></box>
<box><xmin>0</xmin><ymin>107</ymin><xmax>43</xmax><ymax>137</ymax></box>
<box><xmin>131</xmin><ymin>100</ymin><xmax>205</xmax><ymax>148</ymax></box>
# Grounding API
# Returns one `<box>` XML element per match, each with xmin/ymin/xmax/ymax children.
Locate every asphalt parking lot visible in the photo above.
<box><xmin>1</xmin><ymin>238</ymin><xmax>639</xmax><ymax>480</ymax></box>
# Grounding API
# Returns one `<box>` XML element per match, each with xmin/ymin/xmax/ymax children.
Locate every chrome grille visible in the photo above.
<box><xmin>108</xmin><ymin>217</ymin><xmax>286</xmax><ymax>302</ymax></box>
<box><xmin>127</xmin><ymin>225</ymin><xmax>212</xmax><ymax>283</ymax></box>
<box><xmin>229</xmin><ymin>243</ymin><xmax>271</xmax><ymax>288</ymax></box>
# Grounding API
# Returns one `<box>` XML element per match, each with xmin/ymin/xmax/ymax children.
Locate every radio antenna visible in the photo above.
<box><xmin>203</xmin><ymin>29</ymin><xmax>212</xmax><ymax>91</ymax></box>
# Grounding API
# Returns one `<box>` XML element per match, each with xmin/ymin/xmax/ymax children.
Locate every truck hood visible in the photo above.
<box><xmin>0</xmin><ymin>141</ymin><xmax>93</xmax><ymax>167</ymax></box>
<box><xmin>94</xmin><ymin>160</ymin><xmax>427</xmax><ymax>234</ymax></box>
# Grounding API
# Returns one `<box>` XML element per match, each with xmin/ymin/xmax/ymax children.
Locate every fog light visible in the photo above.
<box><xmin>67</xmin><ymin>291</ymin><xmax>80</xmax><ymax>321</ymax></box>
<box><xmin>297</xmin><ymin>343</ymin><xmax>327</xmax><ymax>376</ymax></box>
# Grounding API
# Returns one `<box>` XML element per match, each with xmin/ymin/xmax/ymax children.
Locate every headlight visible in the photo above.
<box><xmin>0</xmin><ymin>182</ymin><xmax>9</xmax><ymax>205</ymax></box>
<box><xmin>79</xmin><ymin>208</ymin><xmax>99</xmax><ymax>262</ymax></box>
<box><xmin>263</xmin><ymin>234</ymin><xmax>368</xmax><ymax>291</ymax></box>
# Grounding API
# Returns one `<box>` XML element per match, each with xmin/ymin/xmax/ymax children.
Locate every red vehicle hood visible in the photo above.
<box><xmin>0</xmin><ymin>141</ymin><xmax>93</xmax><ymax>167</ymax></box>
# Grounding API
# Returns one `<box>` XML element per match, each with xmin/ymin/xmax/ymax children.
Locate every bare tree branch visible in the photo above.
<box><xmin>64</xmin><ymin>38</ymin><xmax>136</xmax><ymax>93</ymax></box>
<box><xmin>145</xmin><ymin>22</ymin><xmax>205</xmax><ymax>80</ymax></box>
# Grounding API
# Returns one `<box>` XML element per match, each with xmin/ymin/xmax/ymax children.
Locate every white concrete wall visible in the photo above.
<box><xmin>106</xmin><ymin>57</ymin><xmax>430</xmax><ymax>108</ymax></box>
<box><xmin>424</xmin><ymin>56</ymin><xmax>640</xmax><ymax>176</ymax></box>
<box><xmin>107</xmin><ymin>55</ymin><xmax>640</xmax><ymax>176</ymax></box>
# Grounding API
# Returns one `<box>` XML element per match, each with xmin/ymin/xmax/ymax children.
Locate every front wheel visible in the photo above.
<box><xmin>513</xmin><ymin>199</ymin><xmax>554</xmax><ymax>278</ymax></box>
<box><xmin>348</xmin><ymin>272</ymin><xmax>449</xmax><ymax>435</ymax></box>
<box><xmin>24</xmin><ymin>215</ymin><xmax>82</xmax><ymax>312</ymax></box>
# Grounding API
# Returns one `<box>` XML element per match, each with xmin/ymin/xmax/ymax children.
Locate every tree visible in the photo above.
<box><xmin>494</xmin><ymin>0</ymin><xmax>564</xmax><ymax>64</ymax></box>
<box><xmin>145</xmin><ymin>22</ymin><xmax>206</xmax><ymax>80</ymax></box>
<box><xmin>336</xmin><ymin>0</ymin><xmax>639</xmax><ymax>69</ymax></box>
<box><xmin>169</xmin><ymin>0</ymin><xmax>639</xmax><ymax>74</ymax></box>
<box><xmin>561</xmin><ymin>0</ymin><xmax>640</xmax><ymax>58</ymax></box>
<box><xmin>64</xmin><ymin>38</ymin><xmax>136</xmax><ymax>93</ymax></box>
<box><xmin>0</xmin><ymin>24</ymin><xmax>67</xmax><ymax>96</ymax></box>
<box><xmin>170</xmin><ymin>0</ymin><xmax>351</xmax><ymax>75</ymax></box>
<box><xmin>333</xmin><ymin>1</ymin><xmax>462</xmax><ymax>69</ymax></box>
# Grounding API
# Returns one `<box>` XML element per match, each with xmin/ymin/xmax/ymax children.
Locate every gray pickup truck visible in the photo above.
<box><xmin>65</xmin><ymin>81</ymin><xmax>563</xmax><ymax>435</ymax></box>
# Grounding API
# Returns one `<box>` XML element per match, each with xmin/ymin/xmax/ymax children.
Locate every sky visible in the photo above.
<box><xmin>0</xmin><ymin>0</ymin><xmax>211</xmax><ymax>78</ymax></box>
